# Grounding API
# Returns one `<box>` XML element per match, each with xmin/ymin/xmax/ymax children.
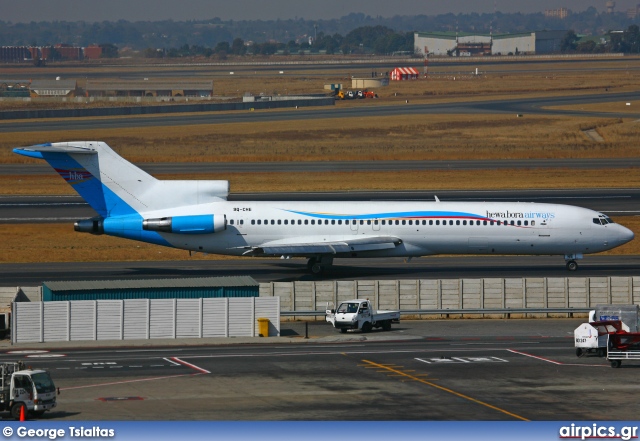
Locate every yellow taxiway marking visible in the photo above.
<box><xmin>361</xmin><ymin>359</ymin><xmax>529</xmax><ymax>422</ymax></box>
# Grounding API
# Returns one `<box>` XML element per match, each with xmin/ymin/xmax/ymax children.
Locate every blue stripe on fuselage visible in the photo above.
<box><xmin>283</xmin><ymin>209</ymin><xmax>488</xmax><ymax>220</ymax></box>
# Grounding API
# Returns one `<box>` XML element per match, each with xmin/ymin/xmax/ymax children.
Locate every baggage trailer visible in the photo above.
<box><xmin>574</xmin><ymin>304</ymin><xmax>640</xmax><ymax>358</ymax></box>
<box><xmin>607</xmin><ymin>333</ymin><xmax>640</xmax><ymax>368</ymax></box>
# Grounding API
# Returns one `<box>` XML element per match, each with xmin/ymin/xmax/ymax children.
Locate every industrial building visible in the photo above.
<box><xmin>85</xmin><ymin>79</ymin><xmax>214</xmax><ymax>98</ymax></box>
<box><xmin>29</xmin><ymin>79</ymin><xmax>78</xmax><ymax>98</ymax></box>
<box><xmin>414</xmin><ymin>30</ymin><xmax>568</xmax><ymax>56</ymax></box>
<box><xmin>42</xmin><ymin>276</ymin><xmax>259</xmax><ymax>302</ymax></box>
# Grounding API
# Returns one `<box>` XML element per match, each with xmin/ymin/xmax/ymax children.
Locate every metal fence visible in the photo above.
<box><xmin>11</xmin><ymin>296</ymin><xmax>280</xmax><ymax>344</ymax></box>
<box><xmin>260</xmin><ymin>277</ymin><xmax>640</xmax><ymax>318</ymax></box>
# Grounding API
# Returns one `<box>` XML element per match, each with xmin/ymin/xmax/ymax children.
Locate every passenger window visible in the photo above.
<box><xmin>298</xmin><ymin>220</ymin><xmax>302</xmax><ymax>225</ymax></box>
<box><xmin>257</xmin><ymin>220</ymin><xmax>261</xmax><ymax>225</ymax></box>
<box><xmin>311</xmin><ymin>220</ymin><xmax>315</xmax><ymax>225</ymax></box>
<box><xmin>510</xmin><ymin>220</ymin><xmax>515</xmax><ymax>226</ymax></box>
<box><xmin>240</xmin><ymin>220</ymin><xmax>244</xmax><ymax>225</ymax></box>
<box><xmin>374</xmin><ymin>220</ymin><xmax>379</xmax><ymax>225</ymax></box>
<box><xmin>429</xmin><ymin>220</ymin><xmax>433</xmax><ymax>225</ymax></box>
<box><xmin>517</xmin><ymin>220</ymin><xmax>521</xmax><ymax>226</ymax></box>
<box><xmin>284</xmin><ymin>220</ymin><xmax>288</xmax><ymax>225</ymax></box>
<box><xmin>367</xmin><ymin>220</ymin><xmax>371</xmax><ymax>225</ymax></box>
<box><xmin>483</xmin><ymin>221</ymin><xmax>487</xmax><ymax>226</ymax></box>
<box><xmin>251</xmin><ymin>220</ymin><xmax>255</xmax><ymax>225</ymax></box>
<box><xmin>277</xmin><ymin>220</ymin><xmax>281</xmax><ymax>225</ymax></box>
<box><xmin>436</xmin><ymin>220</ymin><xmax>440</xmax><ymax>225</ymax></box>
<box><xmin>456</xmin><ymin>220</ymin><xmax>460</xmax><ymax>225</ymax></box>
<box><xmin>360</xmin><ymin>220</ymin><xmax>364</xmax><ymax>225</ymax></box>
<box><xmin>230</xmin><ymin>219</ymin><xmax>235</xmax><ymax>225</ymax></box>
<box><xmin>304</xmin><ymin>220</ymin><xmax>308</xmax><ymax>225</ymax></box>
<box><xmin>524</xmin><ymin>221</ymin><xmax>528</xmax><ymax>226</ymax></box>
<box><xmin>531</xmin><ymin>221</ymin><xmax>535</xmax><ymax>226</ymax></box>
<box><xmin>338</xmin><ymin>220</ymin><xmax>342</xmax><ymax>225</ymax></box>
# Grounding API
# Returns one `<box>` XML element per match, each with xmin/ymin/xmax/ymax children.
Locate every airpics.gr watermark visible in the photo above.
<box><xmin>559</xmin><ymin>423</ymin><xmax>638</xmax><ymax>441</ymax></box>
<box><xmin>3</xmin><ymin>426</ymin><xmax>115</xmax><ymax>439</ymax></box>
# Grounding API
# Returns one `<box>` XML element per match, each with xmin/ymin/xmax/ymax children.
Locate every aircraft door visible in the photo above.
<box><xmin>373</xmin><ymin>219</ymin><xmax>381</xmax><ymax>231</ymax></box>
<box><xmin>350</xmin><ymin>219</ymin><xmax>358</xmax><ymax>234</ymax></box>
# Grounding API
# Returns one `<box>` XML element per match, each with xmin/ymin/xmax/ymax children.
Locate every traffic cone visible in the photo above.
<box><xmin>19</xmin><ymin>404</ymin><xmax>25</xmax><ymax>422</ymax></box>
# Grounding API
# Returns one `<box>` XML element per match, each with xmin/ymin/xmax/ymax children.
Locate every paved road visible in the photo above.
<box><xmin>2</xmin><ymin>255</ymin><xmax>639</xmax><ymax>286</ymax></box>
<box><xmin>1</xmin><ymin>188</ymin><xmax>638</xmax><ymax>224</ymax></box>
<box><xmin>1</xmin><ymin>319</ymin><xmax>637</xmax><ymax>421</ymax></box>
<box><xmin>2</xmin><ymin>91</ymin><xmax>640</xmax><ymax>133</ymax></box>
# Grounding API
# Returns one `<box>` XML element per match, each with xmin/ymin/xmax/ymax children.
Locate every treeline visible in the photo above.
<box><xmin>1</xmin><ymin>8</ymin><xmax>637</xmax><ymax>52</ymax></box>
<box><xmin>561</xmin><ymin>25</ymin><xmax>640</xmax><ymax>53</ymax></box>
<box><xmin>143</xmin><ymin>26</ymin><xmax>414</xmax><ymax>57</ymax></box>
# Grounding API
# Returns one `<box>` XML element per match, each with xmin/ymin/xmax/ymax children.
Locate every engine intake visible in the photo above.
<box><xmin>143</xmin><ymin>214</ymin><xmax>226</xmax><ymax>234</ymax></box>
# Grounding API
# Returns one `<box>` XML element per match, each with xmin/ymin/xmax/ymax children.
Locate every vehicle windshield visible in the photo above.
<box><xmin>31</xmin><ymin>372</ymin><xmax>55</xmax><ymax>394</ymax></box>
<box><xmin>337</xmin><ymin>303</ymin><xmax>359</xmax><ymax>314</ymax></box>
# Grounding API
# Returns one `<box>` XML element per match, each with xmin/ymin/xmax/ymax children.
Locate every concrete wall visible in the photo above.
<box><xmin>12</xmin><ymin>296</ymin><xmax>280</xmax><ymax>343</ymax></box>
<box><xmin>0</xmin><ymin>96</ymin><xmax>334</xmax><ymax>120</ymax></box>
<box><xmin>260</xmin><ymin>277</ymin><xmax>640</xmax><ymax>319</ymax></box>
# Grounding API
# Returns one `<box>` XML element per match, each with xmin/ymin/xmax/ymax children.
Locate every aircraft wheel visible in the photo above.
<box><xmin>307</xmin><ymin>257</ymin><xmax>317</xmax><ymax>270</ymax></box>
<box><xmin>310</xmin><ymin>263</ymin><xmax>323</xmax><ymax>275</ymax></box>
<box><xmin>566</xmin><ymin>260</ymin><xmax>578</xmax><ymax>271</ymax></box>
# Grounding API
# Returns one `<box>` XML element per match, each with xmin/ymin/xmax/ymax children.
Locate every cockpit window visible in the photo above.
<box><xmin>594</xmin><ymin>215</ymin><xmax>615</xmax><ymax>225</ymax></box>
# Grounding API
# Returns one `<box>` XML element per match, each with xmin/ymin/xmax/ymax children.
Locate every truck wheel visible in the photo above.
<box><xmin>575</xmin><ymin>348</ymin><xmax>584</xmax><ymax>357</ymax></box>
<box><xmin>361</xmin><ymin>322</ymin><xmax>372</xmax><ymax>333</ymax></box>
<box><xmin>597</xmin><ymin>348</ymin><xmax>606</xmax><ymax>357</ymax></box>
<box><xmin>340</xmin><ymin>328</ymin><xmax>347</xmax><ymax>334</ymax></box>
<box><xmin>382</xmin><ymin>321</ymin><xmax>392</xmax><ymax>331</ymax></box>
<box><xmin>611</xmin><ymin>360</ymin><xmax>622</xmax><ymax>368</ymax></box>
<box><xmin>30</xmin><ymin>410</ymin><xmax>45</xmax><ymax>418</ymax></box>
<box><xmin>11</xmin><ymin>403</ymin><xmax>24</xmax><ymax>420</ymax></box>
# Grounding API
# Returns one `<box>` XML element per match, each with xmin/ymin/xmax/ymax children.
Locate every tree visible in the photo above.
<box><xmin>560</xmin><ymin>30</ymin><xmax>578</xmax><ymax>52</ymax></box>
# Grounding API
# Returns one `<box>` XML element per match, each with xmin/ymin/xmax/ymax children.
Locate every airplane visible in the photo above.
<box><xmin>14</xmin><ymin>141</ymin><xmax>635</xmax><ymax>275</ymax></box>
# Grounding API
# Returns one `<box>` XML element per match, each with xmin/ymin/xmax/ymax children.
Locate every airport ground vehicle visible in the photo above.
<box><xmin>575</xmin><ymin>305</ymin><xmax>640</xmax><ymax>357</ymax></box>
<box><xmin>0</xmin><ymin>362</ymin><xmax>58</xmax><ymax>419</ymax></box>
<box><xmin>326</xmin><ymin>299</ymin><xmax>400</xmax><ymax>333</ymax></box>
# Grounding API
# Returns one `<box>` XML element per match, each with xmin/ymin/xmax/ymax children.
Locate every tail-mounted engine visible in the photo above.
<box><xmin>74</xmin><ymin>217</ymin><xmax>104</xmax><ymax>235</ymax></box>
<box><xmin>142</xmin><ymin>214</ymin><xmax>226</xmax><ymax>234</ymax></box>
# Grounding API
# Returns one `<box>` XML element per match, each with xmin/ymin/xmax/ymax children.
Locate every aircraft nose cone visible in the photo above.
<box><xmin>617</xmin><ymin>225</ymin><xmax>635</xmax><ymax>244</ymax></box>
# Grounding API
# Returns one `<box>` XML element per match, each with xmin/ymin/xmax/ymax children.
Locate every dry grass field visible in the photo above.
<box><xmin>1</xmin><ymin>56</ymin><xmax>638</xmax><ymax>262</ymax></box>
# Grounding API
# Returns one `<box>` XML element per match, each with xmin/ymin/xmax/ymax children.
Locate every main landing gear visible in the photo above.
<box><xmin>564</xmin><ymin>253</ymin><xmax>583</xmax><ymax>271</ymax></box>
<box><xmin>307</xmin><ymin>256</ymin><xmax>334</xmax><ymax>275</ymax></box>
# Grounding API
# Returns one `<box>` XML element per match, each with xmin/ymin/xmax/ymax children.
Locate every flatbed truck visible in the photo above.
<box><xmin>326</xmin><ymin>299</ymin><xmax>400</xmax><ymax>333</ymax></box>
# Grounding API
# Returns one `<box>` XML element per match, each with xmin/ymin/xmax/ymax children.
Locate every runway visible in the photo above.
<box><xmin>1</xmin><ymin>188</ymin><xmax>638</xmax><ymax>224</ymax></box>
<box><xmin>2</xmin><ymin>319</ymin><xmax>638</xmax><ymax>421</ymax></box>
<box><xmin>4</xmin><ymin>158</ymin><xmax>640</xmax><ymax>175</ymax></box>
<box><xmin>2</xmin><ymin>91</ymin><xmax>640</xmax><ymax>133</ymax></box>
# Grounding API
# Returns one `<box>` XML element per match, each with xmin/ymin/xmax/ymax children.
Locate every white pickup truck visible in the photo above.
<box><xmin>326</xmin><ymin>299</ymin><xmax>400</xmax><ymax>333</ymax></box>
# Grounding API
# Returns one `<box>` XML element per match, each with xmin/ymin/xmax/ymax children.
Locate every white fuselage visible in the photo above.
<box><xmin>139</xmin><ymin>200</ymin><xmax>633</xmax><ymax>258</ymax></box>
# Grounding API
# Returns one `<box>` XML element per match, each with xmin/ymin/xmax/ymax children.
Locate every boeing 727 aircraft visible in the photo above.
<box><xmin>14</xmin><ymin>141</ymin><xmax>634</xmax><ymax>274</ymax></box>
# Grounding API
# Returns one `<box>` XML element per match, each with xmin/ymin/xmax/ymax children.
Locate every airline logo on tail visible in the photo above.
<box><xmin>54</xmin><ymin>168</ymin><xmax>93</xmax><ymax>184</ymax></box>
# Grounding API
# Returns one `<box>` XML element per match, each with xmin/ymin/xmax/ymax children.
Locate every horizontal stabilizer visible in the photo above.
<box><xmin>14</xmin><ymin>143</ymin><xmax>98</xmax><ymax>158</ymax></box>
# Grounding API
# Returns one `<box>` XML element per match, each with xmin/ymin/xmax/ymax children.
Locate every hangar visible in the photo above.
<box><xmin>414</xmin><ymin>30</ymin><xmax>567</xmax><ymax>56</ymax></box>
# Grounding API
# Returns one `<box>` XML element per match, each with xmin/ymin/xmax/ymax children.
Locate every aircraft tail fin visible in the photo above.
<box><xmin>14</xmin><ymin>141</ymin><xmax>229</xmax><ymax>217</ymax></box>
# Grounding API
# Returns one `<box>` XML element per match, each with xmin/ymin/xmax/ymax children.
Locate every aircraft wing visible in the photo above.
<box><xmin>244</xmin><ymin>236</ymin><xmax>402</xmax><ymax>256</ymax></box>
